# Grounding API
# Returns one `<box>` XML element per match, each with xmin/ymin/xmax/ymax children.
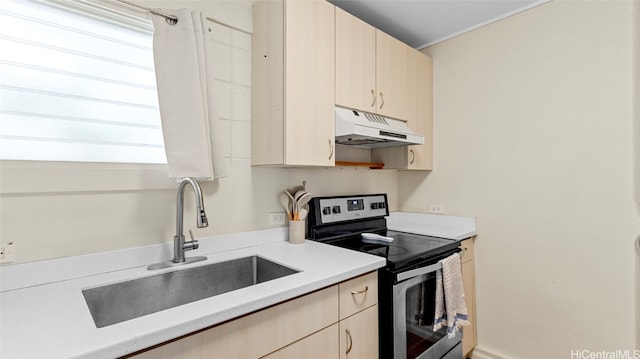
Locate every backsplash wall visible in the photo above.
<box><xmin>0</xmin><ymin>0</ymin><xmax>401</xmax><ymax>263</ymax></box>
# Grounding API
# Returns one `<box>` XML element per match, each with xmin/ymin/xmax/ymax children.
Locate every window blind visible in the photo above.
<box><xmin>0</xmin><ymin>0</ymin><xmax>166</xmax><ymax>164</ymax></box>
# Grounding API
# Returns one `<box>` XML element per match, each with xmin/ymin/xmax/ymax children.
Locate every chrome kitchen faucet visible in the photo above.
<box><xmin>148</xmin><ymin>177</ymin><xmax>208</xmax><ymax>270</ymax></box>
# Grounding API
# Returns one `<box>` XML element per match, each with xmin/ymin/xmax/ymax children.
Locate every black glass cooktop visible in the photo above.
<box><xmin>324</xmin><ymin>230</ymin><xmax>460</xmax><ymax>270</ymax></box>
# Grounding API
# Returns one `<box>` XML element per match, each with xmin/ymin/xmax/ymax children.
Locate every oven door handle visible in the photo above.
<box><xmin>396</xmin><ymin>262</ymin><xmax>442</xmax><ymax>282</ymax></box>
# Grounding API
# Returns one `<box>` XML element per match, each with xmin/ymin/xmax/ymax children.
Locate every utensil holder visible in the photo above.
<box><xmin>288</xmin><ymin>220</ymin><xmax>306</xmax><ymax>244</ymax></box>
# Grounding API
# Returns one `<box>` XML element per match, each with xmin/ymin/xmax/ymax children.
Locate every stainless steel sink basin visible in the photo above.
<box><xmin>82</xmin><ymin>256</ymin><xmax>299</xmax><ymax>328</ymax></box>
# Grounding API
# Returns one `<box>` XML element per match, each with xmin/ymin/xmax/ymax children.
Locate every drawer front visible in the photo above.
<box><xmin>459</xmin><ymin>238</ymin><xmax>475</xmax><ymax>264</ymax></box>
<box><xmin>339</xmin><ymin>271</ymin><xmax>378</xmax><ymax>320</ymax></box>
<box><xmin>262</xmin><ymin>323</ymin><xmax>339</xmax><ymax>359</ymax></box>
<box><xmin>129</xmin><ymin>285</ymin><xmax>339</xmax><ymax>359</ymax></box>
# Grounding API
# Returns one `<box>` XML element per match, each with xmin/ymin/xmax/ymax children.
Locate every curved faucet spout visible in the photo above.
<box><xmin>177</xmin><ymin>177</ymin><xmax>208</xmax><ymax>232</ymax></box>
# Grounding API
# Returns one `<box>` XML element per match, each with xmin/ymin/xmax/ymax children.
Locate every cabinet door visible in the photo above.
<box><xmin>370</xmin><ymin>49</ymin><xmax>432</xmax><ymax>170</ymax></box>
<box><xmin>339</xmin><ymin>305</ymin><xmax>379</xmax><ymax>359</ymax></box>
<box><xmin>460</xmin><ymin>238</ymin><xmax>475</xmax><ymax>264</ymax></box>
<box><xmin>376</xmin><ymin>30</ymin><xmax>407</xmax><ymax>120</ymax></box>
<box><xmin>262</xmin><ymin>324</ymin><xmax>339</xmax><ymax>359</ymax></box>
<box><xmin>460</xmin><ymin>239</ymin><xmax>477</xmax><ymax>357</ymax></box>
<box><xmin>406</xmin><ymin>48</ymin><xmax>433</xmax><ymax>170</ymax></box>
<box><xmin>252</xmin><ymin>0</ymin><xmax>285</xmax><ymax>165</ymax></box>
<box><xmin>335</xmin><ymin>7</ymin><xmax>376</xmax><ymax>113</ymax></box>
<box><xmin>284</xmin><ymin>0</ymin><xmax>335</xmax><ymax>166</ymax></box>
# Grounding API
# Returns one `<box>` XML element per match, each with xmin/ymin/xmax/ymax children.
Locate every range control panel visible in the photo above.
<box><xmin>313</xmin><ymin>194</ymin><xmax>388</xmax><ymax>224</ymax></box>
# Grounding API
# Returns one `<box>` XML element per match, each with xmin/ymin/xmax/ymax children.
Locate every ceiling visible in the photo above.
<box><xmin>328</xmin><ymin>0</ymin><xmax>547</xmax><ymax>49</ymax></box>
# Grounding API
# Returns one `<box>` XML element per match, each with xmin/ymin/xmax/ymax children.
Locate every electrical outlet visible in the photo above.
<box><xmin>429</xmin><ymin>204</ymin><xmax>444</xmax><ymax>214</ymax></box>
<box><xmin>0</xmin><ymin>241</ymin><xmax>15</xmax><ymax>264</ymax></box>
<box><xmin>269</xmin><ymin>212</ymin><xmax>287</xmax><ymax>225</ymax></box>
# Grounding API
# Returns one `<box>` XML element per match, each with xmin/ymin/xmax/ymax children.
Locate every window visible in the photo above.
<box><xmin>0</xmin><ymin>0</ymin><xmax>166</xmax><ymax>164</ymax></box>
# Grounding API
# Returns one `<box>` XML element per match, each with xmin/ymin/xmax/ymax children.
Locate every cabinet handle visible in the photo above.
<box><xmin>351</xmin><ymin>286</ymin><xmax>368</xmax><ymax>295</ymax></box>
<box><xmin>409</xmin><ymin>149</ymin><xmax>415</xmax><ymax>165</ymax></box>
<box><xmin>370</xmin><ymin>89</ymin><xmax>376</xmax><ymax>108</ymax></box>
<box><xmin>379</xmin><ymin>92</ymin><xmax>384</xmax><ymax>109</ymax></box>
<box><xmin>328</xmin><ymin>139</ymin><xmax>334</xmax><ymax>160</ymax></box>
<box><xmin>460</xmin><ymin>247</ymin><xmax>467</xmax><ymax>259</ymax></box>
<box><xmin>345</xmin><ymin>328</ymin><xmax>353</xmax><ymax>354</ymax></box>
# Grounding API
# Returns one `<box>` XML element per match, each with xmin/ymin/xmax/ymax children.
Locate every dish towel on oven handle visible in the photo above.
<box><xmin>433</xmin><ymin>252</ymin><xmax>470</xmax><ymax>338</ymax></box>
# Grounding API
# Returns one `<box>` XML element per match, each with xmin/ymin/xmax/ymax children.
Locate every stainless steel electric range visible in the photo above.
<box><xmin>307</xmin><ymin>193</ymin><xmax>463</xmax><ymax>359</ymax></box>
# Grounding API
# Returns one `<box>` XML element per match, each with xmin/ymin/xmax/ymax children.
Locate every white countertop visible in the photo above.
<box><xmin>0</xmin><ymin>228</ymin><xmax>385</xmax><ymax>359</ymax></box>
<box><xmin>387</xmin><ymin>212</ymin><xmax>477</xmax><ymax>240</ymax></box>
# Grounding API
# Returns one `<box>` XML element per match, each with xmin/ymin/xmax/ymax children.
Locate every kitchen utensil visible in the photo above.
<box><xmin>283</xmin><ymin>190</ymin><xmax>295</xmax><ymax>217</ymax></box>
<box><xmin>298</xmin><ymin>207</ymin><xmax>309</xmax><ymax>221</ymax></box>
<box><xmin>287</xmin><ymin>185</ymin><xmax>305</xmax><ymax>197</ymax></box>
<box><xmin>295</xmin><ymin>193</ymin><xmax>313</xmax><ymax>211</ymax></box>
<box><xmin>294</xmin><ymin>189</ymin><xmax>306</xmax><ymax>202</ymax></box>
<box><xmin>293</xmin><ymin>190</ymin><xmax>308</xmax><ymax>219</ymax></box>
<box><xmin>284</xmin><ymin>190</ymin><xmax>295</xmax><ymax>204</ymax></box>
<box><xmin>278</xmin><ymin>192</ymin><xmax>291</xmax><ymax>218</ymax></box>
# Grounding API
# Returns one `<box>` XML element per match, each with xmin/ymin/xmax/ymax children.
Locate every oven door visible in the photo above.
<box><xmin>392</xmin><ymin>263</ymin><xmax>462</xmax><ymax>359</ymax></box>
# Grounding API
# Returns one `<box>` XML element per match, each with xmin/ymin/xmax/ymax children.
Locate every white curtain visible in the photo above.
<box><xmin>150</xmin><ymin>9</ymin><xmax>227</xmax><ymax>180</ymax></box>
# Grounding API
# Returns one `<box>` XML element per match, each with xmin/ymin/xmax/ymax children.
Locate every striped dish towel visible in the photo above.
<box><xmin>433</xmin><ymin>252</ymin><xmax>470</xmax><ymax>338</ymax></box>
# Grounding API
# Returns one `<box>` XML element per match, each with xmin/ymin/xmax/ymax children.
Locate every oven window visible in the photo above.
<box><xmin>404</xmin><ymin>275</ymin><xmax>448</xmax><ymax>359</ymax></box>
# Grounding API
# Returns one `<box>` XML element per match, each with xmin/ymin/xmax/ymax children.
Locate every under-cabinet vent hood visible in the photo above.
<box><xmin>335</xmin><ymin>107</ymin><xmax>424</xmax><ymax>148</ymax></box>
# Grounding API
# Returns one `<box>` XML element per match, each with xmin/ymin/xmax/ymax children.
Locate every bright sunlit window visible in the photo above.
<box><xmin>0</xmin><ymin>0</ymin><xmax>166</xmax><ymax>164</ymax></box>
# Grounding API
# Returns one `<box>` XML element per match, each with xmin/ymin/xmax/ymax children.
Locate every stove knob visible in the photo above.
<box><xmin>378</xmin><ymin>202</ymin><xmax>386</xmax><ymax>209</ymax></box>
<box><xmin>371</xmin><ymin>203</ymin><xmax>379</xmax><ymax>209</ymax></box>
<box><xmin>322</xmin><ymin>206</ymin><xmax>331</xmax><ymax>215</ymax></box>
<box><xmin>332</xmin><ymin>206</ymin><xmax>341</xmax><ymax>214</ymax></box>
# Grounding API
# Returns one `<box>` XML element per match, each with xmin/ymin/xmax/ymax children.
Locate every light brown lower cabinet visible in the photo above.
<box><xmin>262</xmin><ymin>324</ymin><xmax>339</xmax><ymax>359</ymax></box>
<box><xmin>339</xmin><ymin>305</ymin><xmax>379</xmax><ymax>359</ymax></box>
<box><xmin>264</xmin><ymin>304</ymin><xmax>378</xmax><ymax>359</ymax></box>
<box><xmin>125</xmin><ymin>271</ymin><xmax>378</xmax><ymax>359</ymax></box>
<box><xmin>460</xmin><ymin>238</ymin><xmax>477</xmax><ymax>358</ymax></box>
<box><xmin>264</xmin><ymin>305</ymin><xmax>378</xmax><ymax>359</ymax></box>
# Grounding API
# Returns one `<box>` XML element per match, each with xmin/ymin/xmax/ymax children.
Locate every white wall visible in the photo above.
<box><xmin>138</xmin><ymin>0</ymin><xmax>255</xmax><ymax>33</ymax></box>
<box><xmin>404</xmin><ymin>0</ymin><xmax>640</xmax><ymax>357</ymax></box>
<box><xmin>633</xmin><ymin>0</ymin><xmax>640</xmax><ymax>349</ymax></box>
<box><xmin>0</xmin><ymin>0</ymin><xmax>400</xmax><ymax>263</ymax></box>
<box><xmin>634</xmin><ymin>0</ymin><xmax>640</xmax><ymax>212</ymax></box>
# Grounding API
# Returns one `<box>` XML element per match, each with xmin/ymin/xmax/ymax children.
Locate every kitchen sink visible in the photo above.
<box><xmin>82</xmin><ymin>256</ymin><xmax>299</xmax><ymax>328</ymax></box>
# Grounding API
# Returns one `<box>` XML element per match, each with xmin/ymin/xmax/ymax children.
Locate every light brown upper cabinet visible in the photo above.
<box><xmin>335</xmin><ymin>8</ymin><xmax>407</xmax><ymax>121</ymax></box>
<box><xmin>407</xmin><ymin>48</ymin><xmax>433</xmax><ymax>170</ymax></box>
<box><xmin>252</xmin><ymin>0</ymin><xmax>335</xmax><ymax>166</ymax></box>
<box><xmin>335</xmin><ymin>8</ymin><xmax>376</xmax><ymax>113</ymax></box>
<box><xmin>375</xmin><ymin>31</ymin><xmax>408</xmax><ymax>120</ymax></box>
<box><xmin>372</xmin><ymin>48</ymin><xmax>433</xmax><ymax>170</ymax></box>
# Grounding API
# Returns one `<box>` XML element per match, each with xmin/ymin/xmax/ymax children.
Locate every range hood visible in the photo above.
<box><xmin>335</xmin><ymin>107</ymin><xmax>424</xmax><ymax>148</ymax></box>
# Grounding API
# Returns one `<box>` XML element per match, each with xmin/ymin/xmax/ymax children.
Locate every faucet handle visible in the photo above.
<box><xmin>184</xmin><ymin>229</ymin><xmax>199</xmax><ymax>251</ymax></box>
